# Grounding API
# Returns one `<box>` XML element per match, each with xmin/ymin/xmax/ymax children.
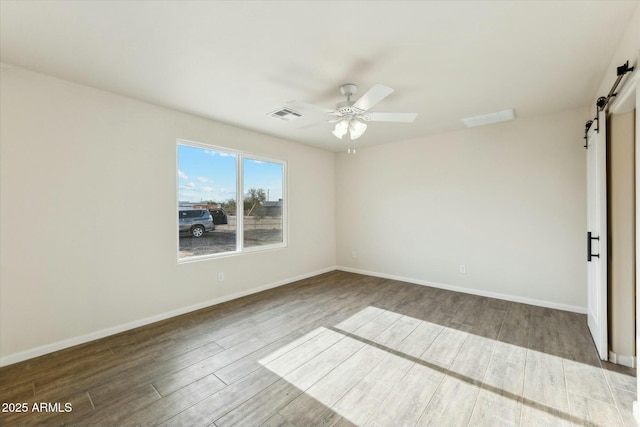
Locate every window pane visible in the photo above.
<box><xmin>243</xmin><ymin>158</ymin><xmax>284</xmax><ymax>248</ymax></box>
<box><xmin>178</xmin><ymin>145</ymin><xmax>237</xmax><ymax>259</ymax></box>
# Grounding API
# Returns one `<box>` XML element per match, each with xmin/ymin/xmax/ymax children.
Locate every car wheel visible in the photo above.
<box><xmin>191</xmin><ymin>225</ymin><xmax>205</xmax><ymax>238</ymax></box>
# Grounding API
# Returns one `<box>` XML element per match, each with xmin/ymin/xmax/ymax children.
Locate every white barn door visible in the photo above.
<box><xmin>586</xmin><ymin>110</ymin><xmax>608</xmax><ymax>361</ymax></box>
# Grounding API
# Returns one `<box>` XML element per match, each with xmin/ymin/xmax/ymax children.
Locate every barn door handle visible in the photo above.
<box><xmin>587</xmin><ymin>232</ymin><xmax>600</xmax><ymax>262</ymax></box>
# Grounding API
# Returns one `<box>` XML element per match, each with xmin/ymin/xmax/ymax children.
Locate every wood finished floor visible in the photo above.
<box><xmin>0</xmin><ymin>271</ymin><xmax>636</xmax><ymax>426</ymax></box>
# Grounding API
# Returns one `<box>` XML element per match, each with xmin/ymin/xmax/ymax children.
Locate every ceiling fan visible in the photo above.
<box><xmin>289</xmin><ymin>83</ymin><xmax>417</xmax><ymax>151</ymax></box>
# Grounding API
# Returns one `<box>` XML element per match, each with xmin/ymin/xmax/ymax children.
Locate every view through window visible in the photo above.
<box><xmin>243</xmin><ymin>158</ymin><xmax>284</xmax><ymax>248</ymax></box>
<box><xmin>177</xmin><ymin>142</ymin><xmax>285</xmax><ymax>260</ymax></box>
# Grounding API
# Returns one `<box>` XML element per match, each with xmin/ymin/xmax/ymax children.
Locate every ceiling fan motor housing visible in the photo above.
<box><xmin>339</xmin><ymin>83</ymin><xmax>357</xmax><ymax>98</ymax></box>
<box><xmin>336</xmin><ymin>100</ymin><xmax>356</xmax><ymax>115</ymax></box>
<box><xmin>337</xmin><ymin>84</ymin><xmax>366</xmax><ymax>115</ymax></box>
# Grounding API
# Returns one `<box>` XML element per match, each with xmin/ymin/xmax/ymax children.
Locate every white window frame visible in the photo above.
<box><xmin>176</xmin><ymin>139</ymin><xmax>287</xmax><ymax>263</ymax></box>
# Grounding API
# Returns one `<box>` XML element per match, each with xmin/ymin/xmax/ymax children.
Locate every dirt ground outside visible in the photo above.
<box><xmin>179</xmin><ymin>216</ymin><xmax>283</xmax><ymax>259</ymax></box>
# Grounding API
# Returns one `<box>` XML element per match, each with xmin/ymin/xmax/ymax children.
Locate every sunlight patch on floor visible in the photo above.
<box><xmin>257</xmin><ymin>306</ymin><xmax>626</xmax><ymax>426</ymax></box>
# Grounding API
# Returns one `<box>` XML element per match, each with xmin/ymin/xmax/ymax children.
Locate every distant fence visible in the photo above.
<box><xmin>218</xmin><ymin>216</ymin><xmax>282</xmax><ymax>231</ymax></box>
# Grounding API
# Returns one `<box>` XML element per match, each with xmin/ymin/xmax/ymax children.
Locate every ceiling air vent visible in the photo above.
<box><xmin>462</xmin><ymin>109</ymin><xmax>515</xmax><ymax>128</ymax></box>
<box><xmin>268</xmin><ymin>108</ymin><xmax>302</xmax><ymax>121</ymax></box>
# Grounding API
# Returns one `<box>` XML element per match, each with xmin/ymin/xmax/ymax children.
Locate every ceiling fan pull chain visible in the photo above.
<box><xmin>347</xmin><ymin>140</ymin><xmax>356</xmax><ymax>155</ymax></box>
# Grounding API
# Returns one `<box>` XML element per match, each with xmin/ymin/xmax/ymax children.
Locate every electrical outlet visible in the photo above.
<box><xmin>351</xmin><ymin>250</ymin><xmax>357</xmax><ymax>259</ymax></box>
<box><xmin>218</xmin><ymin>272</ymin><xmax>224</xmax><ymax>282</ymax></box>
<box><xmin>459</xmin><ymin>264</ymin><xmax>467</xmax><ymax>274</ymax></box>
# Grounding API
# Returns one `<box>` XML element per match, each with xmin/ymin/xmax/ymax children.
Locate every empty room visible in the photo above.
<box><xmin>1</xmin><ymin>1</ymin><xmax>639</xmax><ymax>426</ymax></box>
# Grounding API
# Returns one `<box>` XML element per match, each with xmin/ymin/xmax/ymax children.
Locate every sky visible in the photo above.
<box><xmin>178</xmin><ymin>144</ymin><xmax>283</xmax><ymax>203</ymax></box>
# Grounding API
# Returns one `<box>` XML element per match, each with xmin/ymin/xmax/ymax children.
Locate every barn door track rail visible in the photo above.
<box><xmin>583</xmin><ymin>60</ymin><xmax>634</xmax><ymax>148</ymax></box>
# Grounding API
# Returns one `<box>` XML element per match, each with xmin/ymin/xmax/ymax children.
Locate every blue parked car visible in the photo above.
<box><xmin>179</xmin><ymin>209</ymin><xmax>214</xmax><ymax>237</ymax></box>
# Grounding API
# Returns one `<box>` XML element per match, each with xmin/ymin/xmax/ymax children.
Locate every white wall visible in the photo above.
<box><xmin>0</xmin><ymin>65</ymin><xmax>336</xmax><ymax>365</ymax></box>
<box><xmin>336</xmin><ymin>108</ymin><xmax>588</xmax><ymax>311</ymax></box>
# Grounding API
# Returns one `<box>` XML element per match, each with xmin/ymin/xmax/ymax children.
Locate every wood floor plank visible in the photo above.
<box><xmin>152</xmin><ymin>339</ymin><xmax>226</xmax><ymax>369</ymax></box>
<box><xmin>467</xmin><ymin>389</ymin><xmax>521</xmax><ymax>427</ymax></box>
<box><xmin>498</xmin><ymin>302</ymin><xmax>533</xmax><ymax>347</ymax></box>
<box><xmin>568</xmin><ymin>393</ymin><xmax>625</xmax><ymax>427</ymax></box>
<box><xmin>415</xmin><ymin>375</ymin><xmax>480</xmax><ymax>427</ymax></box>
<box><xmin>0</xmin><ymin>380</ymin><xmax>34</xmax><ymax>403</ymax></box>
<box><xmin>151</xmin><ymin>331</ymin><xmax>225</xmax><ymax>363</ymax></box>
<box><xmin>330</xmin><ymin>351</ymin><xmax>415</xmax><ymax>426</ymax></box>
<box><xmin>213</xmin><ymin>305</ymin><xmax>318</xmax><ymax>349</ymax></box>
<box><xmin>262</xmin><ymin>328</ymin><xmax>346</xmax><ymax>380</ymax></box>
<box><xmin>498</xmin><ymin>320</ymin><xmax>530</xmax><ymax>348</ymax></box>
<box><xmin>0</xmin><ymin>341</ymin><xmax>114</xmax><ymax>384</ymax></box>
<box><xmin>253</xmin><ymin>326</ymin><xmax>327</xmax><ymax>366</ymax></box>
<box><xmin>483</xmin><ymin>352</ymin><xmax>525</xmax><ymax>397</ymax></box>
<box><xmin>528</xmin><ymin>309</ymin><xmax>565</xmax><ymax>356</ymax></box>
<box><xmin>334</xmin><ymin>306</ymin><xmax>387</xmax><ymax>334</ymax></box>
<box><xmin>157</xmin><ymin>367</ymin><xmax>283</xmax><ymax>427</ymax></box>
<box><xmin>523</xmin><ymin>349</ymin><xmax>569</xmax><ymax>412</ymax></box>
<box><xmin>83</xmin><ymin>384</ymin><xmax>161</xmax><ymax>426</ymax></box>
<box><xmin>492</xmin><ymin>340</ymin><xmax>527</xmax><ymax>367</ymax></box>
<box><xmin>214</xmin><ymin>331</ymin><xmax>305</xmax><ymax>384</ymax></box>
<box><xmin>354</xmin><ymin>308</ymin><xmax>401</xmax><ymax>333</ymax></box>
<box><xmin>153</xmin><ymin>336</ymin><xmax>267</xmax><ymax>396</ymax></box>
<box><xmin>281</xmin><ymin>334</ymin><xmax>365</xmax><ymax>392</ymax></box>
<box><xmin>394</xmin><ymin>320</ymin><xmax>443</xmax><ymax>358</ymax></box>
<box><xmin>200</xmin><ymin>298</ymin><xmax>316</xmax><ymax>347</ymax></box>
<box><xmin>448</xmin><ymin>334</ymin><xmax>494</xmax><ymax>383</ymax></box>
<box><xmin>372</xmin><ymin>315</ymin><xmax>421</xmax><ymax>348</ymax></box>
<box><xmin>240</xmin><ymin>308</ymin><xmax>331</xmax><ymax>348</ymax></box>
<box><xmin>215</xmin><ymin>378</ymin><xmax>302</xmax><ymax>427</ymax></box>
<box><xmin>450</xmin><ymin>294</ymin><xmax>485</xmax><ymax>325</ymax></box>
<box><xmin>563</xmin><ymin>358</ymin><xmax>615</xmax><ymax>405</ymax></box>
<box><xmin>345</xmin><ymin>351</ymin><xmax>414</xmax><ymax>402</ymax></box>
<box><xmin>468</xmin><ymin>306</ymin><xmax>508</xmax><ymax>339</ymax></box>
<box><xmin>519</xmin><ymin>399</ymin><xmax>574</xmax><ymax>427</ymax></box>
<box><xmin>611</xmin><ymin>386</ymin><xmax>638</xmax><ymax>427</ymax></box>
<box><xmin>420</xmin><ymin>326</ymin><xmax>468</xmax><ymax>367</ymax></box>
<box><xmin>364</xmin><ymin>363</ymin><xmax>442</xmax><ymax>427</ymax></box>
<box><xmin>279</xmin><ymin>344</ymin><xmax>386</xmax><ymax>426</ymax></box>
<box><xmin>279</xmin><ymin>393</ymin><xmax>353</xmax><ymax>427</ymax></box>
<box><xmin>34</xmin><ymin>350</ymin><xmax>158</xmax><ymax>404</ymax></box>
<box><xmin>119</xmin><ymin>374</ymin><xmax>226</xmax><ymax>426</ymax></box>
<box><xmin>602</xmin><ymin>361</ymin><xmax>637</xmax><ymax>393</ymax></box>
<box><xmin>260</xmin><ymin>412</ymin><xmax>297</xmax><ymax>427</ymax></box>
<box><xmin>331</xmin><ymin>386</ymin><xmax>382</xmax><ymax>426</ymax></box>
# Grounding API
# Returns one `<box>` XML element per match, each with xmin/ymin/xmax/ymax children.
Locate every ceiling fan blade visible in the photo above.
<box><xmin>352</xmin><ymin>84</ymin><xmax>394</xmax><ymax>112</ymax></box>
<box><xmin>287</xmin><ymin>100</ymin><xmax>336</xmax><ymax>114</ymax></box>
<box><xmin>365</xmin><ymin>112</ymin><xmax>417</xmax><ymax>123</ymax></box>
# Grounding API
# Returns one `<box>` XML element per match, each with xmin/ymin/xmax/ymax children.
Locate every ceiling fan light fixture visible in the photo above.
<box><xmin>292</xmin><ymin>83</ymin><xmax>416</xmax><ymax>147</ymax></box>
<box><xmin>332</xmin><ymin>119</ymin><xmax>349</xmax><ymax>139</ymax></box>
<box><xmin>349</xmin><ymin>119</ymin><xmax>367</xmax><ymax>140</ymax></box>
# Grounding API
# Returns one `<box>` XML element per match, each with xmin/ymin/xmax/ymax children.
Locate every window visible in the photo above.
<box><xmin>243</xmin><ymin>158</ymin><xmax>284</xmax><ymax>248</ymax></box>
<box><xmin>177</xmin><ymin>141</ymin><xmax>286</xmax><ymax>261</ymax></box>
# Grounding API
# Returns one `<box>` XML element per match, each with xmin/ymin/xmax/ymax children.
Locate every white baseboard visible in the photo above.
<box><xmin>609</xmin><ymin>351</ymin><xmax>637</xmax><ymax>368</ymax></box>
<box><xmin>337</xmin><ymin>266</ymin><xmax>587</xmax><ymax>314</ymax></box>
<box><xmin>634</xmin><ymin>401</ymin><xmax>640</xmax><ymax>426</ymax></box>
<box><xmin>0</xmin><ymin>266</ymin><xmax>337</xmax><ymax>367</ymax></box>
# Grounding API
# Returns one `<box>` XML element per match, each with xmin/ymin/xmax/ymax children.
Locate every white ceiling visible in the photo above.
<box><xmin>1</xmin><ymin>1</ymin><xmax>637</xmax><ymax>152</ymax></box>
